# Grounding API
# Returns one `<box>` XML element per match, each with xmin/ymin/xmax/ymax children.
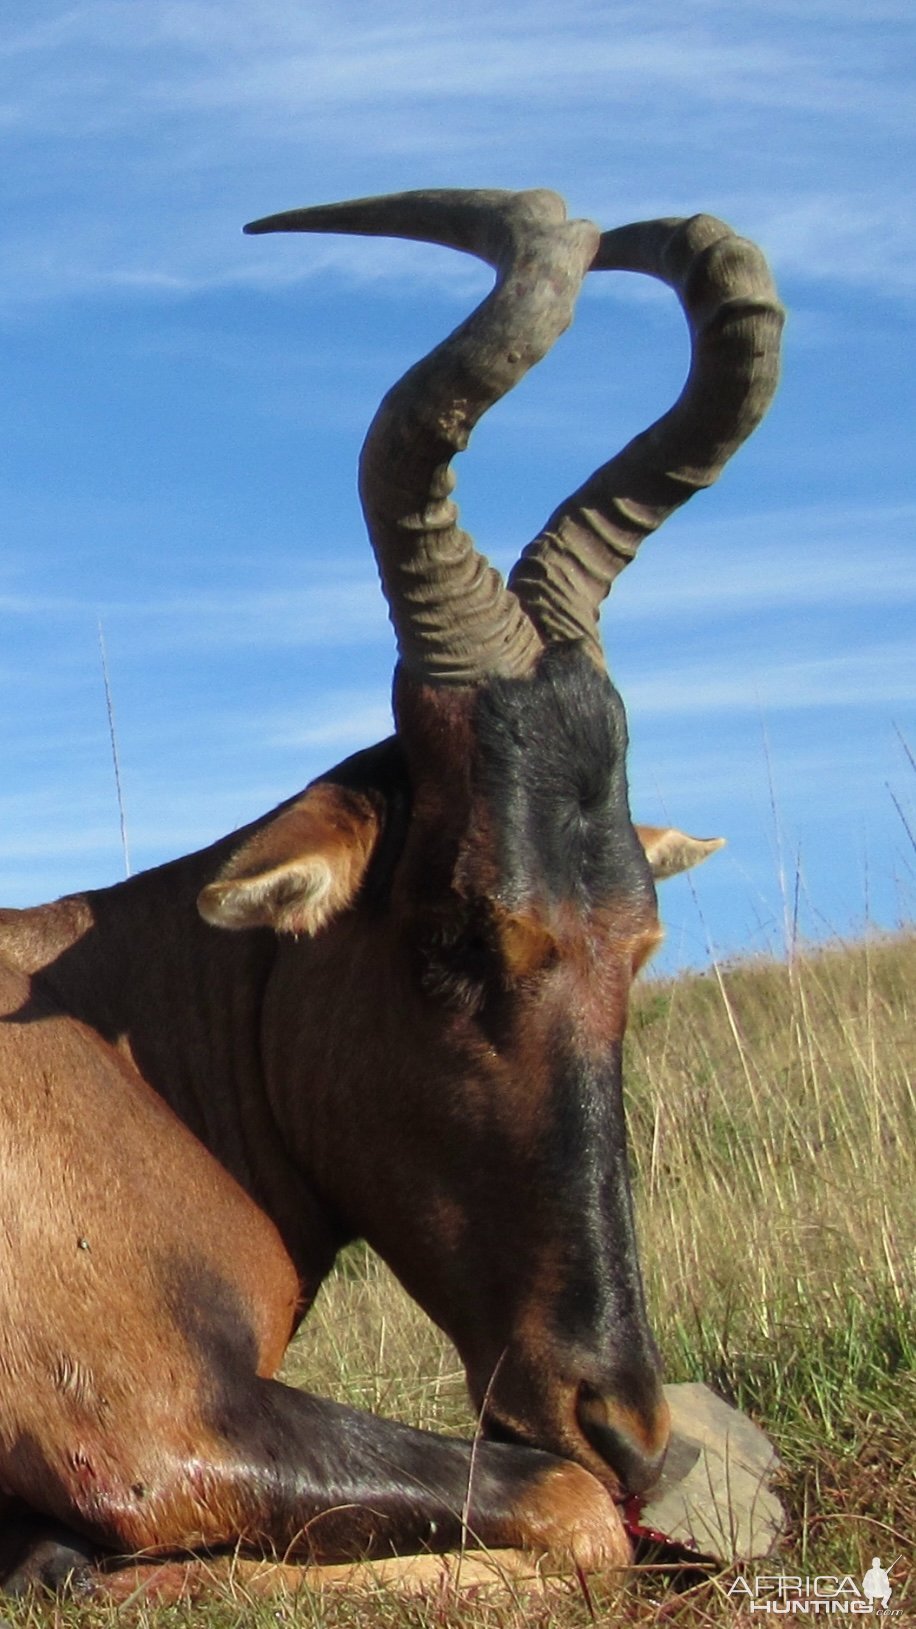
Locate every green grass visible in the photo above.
<box><xmin>2</xmin><ymin>934</ymin><xmax>913</xmax><ymax>1626</ymax></box>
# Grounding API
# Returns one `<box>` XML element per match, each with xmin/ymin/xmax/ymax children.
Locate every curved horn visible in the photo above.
<box><xmin>245</xmin><ymin>190</ymin><xmax>600</xmax><ymax>683</ymax></box>
<box><xmin>507</xmin><ymin>215</ymin><xmax>785</xmax><ymax>662</ymax></box>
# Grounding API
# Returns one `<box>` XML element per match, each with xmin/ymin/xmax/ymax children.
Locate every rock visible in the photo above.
<box><xmin>631</xmin><ymin>1382</ymin><xmax>784</xmax><ymax>1563</ymax></box>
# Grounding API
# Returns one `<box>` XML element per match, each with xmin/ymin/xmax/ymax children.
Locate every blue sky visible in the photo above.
<box><xmin>2</xmin><ymin>0</ymin><xmax>913</xmax><ymax>974</ymax></box>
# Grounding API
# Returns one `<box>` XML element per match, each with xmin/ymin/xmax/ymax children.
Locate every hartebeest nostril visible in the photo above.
<box><xmin>577</xmin><ymin>1380</ymin><xmax>671</xmax><ymax>1497</ymax></box>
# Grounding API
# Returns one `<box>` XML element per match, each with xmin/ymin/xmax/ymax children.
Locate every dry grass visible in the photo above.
<box><xmin>627</xmin><ymin>933</ymin><xmax>915</xmax><ymax>1609</ymax></box>
<box><xmin>2</xmin><ymin>934</ymin><xmax>913</xmax><ymax>1626</ymax></box>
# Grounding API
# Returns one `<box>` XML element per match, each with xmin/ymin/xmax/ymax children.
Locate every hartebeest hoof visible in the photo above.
<box><xmin>0</xmin><ymin>1522</ymin><xmax>98</xmax><ymax>1599</ymax></box>
<box><xmin>510</xmin><ymin>1461</ymin><xmax>633</xmax><ymax>1572</ymax></box>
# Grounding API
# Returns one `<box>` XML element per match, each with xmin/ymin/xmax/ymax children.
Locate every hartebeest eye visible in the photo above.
<box><xmin>414</xmin><ymin>908</ymin><xmax>499</xmax><ymax>1013</ymax></box>
<box><xmin>414</xmin><ymin>903</ymin><xmax>556</xmax><ymax>1013</ymax></box>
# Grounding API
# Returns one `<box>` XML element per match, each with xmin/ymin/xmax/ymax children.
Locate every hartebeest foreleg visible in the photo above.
<box><xmin>3</xmin><ymin>1394</ymin><xmax>627</xmax><ymax>1594</ymax></box>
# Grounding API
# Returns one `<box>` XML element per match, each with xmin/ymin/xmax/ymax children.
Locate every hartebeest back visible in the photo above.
<box><xmin>0</xmin><ymin>188</ymin><xmax>782</xmax><ymax>1596</ymax></box>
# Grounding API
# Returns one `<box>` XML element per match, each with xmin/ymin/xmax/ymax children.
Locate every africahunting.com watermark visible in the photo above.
<box><xmin>727</xmin><ymin>1557</ymin><xmax>906</xmax><ymax>1614</ymax></box>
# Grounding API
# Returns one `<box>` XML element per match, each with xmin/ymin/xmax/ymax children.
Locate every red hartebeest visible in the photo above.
<box><xmin>0</xmin><ymin>189</ymin><xmax>782</xmax><ymax>1596</ymax></box>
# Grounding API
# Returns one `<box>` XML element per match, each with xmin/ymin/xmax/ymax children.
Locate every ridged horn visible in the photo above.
<box><xmin>245</xmin><ymin>190</ymin><xmax>600</xmax><ymax>683</ymax></box>
<box><xmin>507</xmin><ymin>215</ymin><xmax>785</xmax><ymax>663</ymax></box>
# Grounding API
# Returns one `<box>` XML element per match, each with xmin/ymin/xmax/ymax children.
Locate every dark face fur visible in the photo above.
<box><xmin>363</xmin><ymin>645</ymin><xmax>670</xmax><ymax>1496</ymax></box>
<box><xmin>235</xmin><ymin>644</ymin><xmax>671</xmax><ymax>1498</ymax></box>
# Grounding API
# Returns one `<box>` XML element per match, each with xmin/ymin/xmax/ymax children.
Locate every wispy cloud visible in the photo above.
<box><xmin>0</xmin><ymin>570</ymin><xmax>389</xmax><ymax>652</ymax></box>
<box><xmin>747</xmin><ymin>194</ymin><xmax>916</xmax><ymax>300</ymax></box>
<box><xmin>2</xmin><ymin>2</ymin><xmax>911</xmax><ymax>307</ymax></box>
<box><xmin>264</xmin><ymin>694</ymin><xmax>393</xmax><ymax>751</ymax></box>
<box><xmin>5</xmin><ymin>2</ymin><xmax>906</xmax><ymax>127</ymax></box>
<box><xmin>604</xmin><ymin>504</ymin><xmax>916</xmax><ymax>622</ymax></box>
<box><xmin>625</xmin><ymin>642</ymin><xmax>913</xmax><ymax>718</ymax></box>
<box><xmin>118</xmin><ymin>579</ymin><xmax>390</xmax><ymax>655</ymax></box>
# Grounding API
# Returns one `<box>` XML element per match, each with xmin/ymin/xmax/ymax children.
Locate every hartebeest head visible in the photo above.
<box><xmin>199</xmin><ymin>191</ymin><xmax>783</xmax><ymax>1500</ymax></box>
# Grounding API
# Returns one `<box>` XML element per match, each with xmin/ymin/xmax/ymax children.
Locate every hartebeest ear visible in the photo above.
<box><xmin>635</xmin><ymin>825</ymin><xmax>726</xmax><ymax>881</ymax></box>
<box><xmin>198</xmin><ymin>784</ymin><xmax>382</xmax><ymax>936</ymax></box>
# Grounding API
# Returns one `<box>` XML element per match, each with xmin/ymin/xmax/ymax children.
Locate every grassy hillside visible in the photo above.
<box><xmin>626</xmin><ymin>933</ymin><xmax>914</xmax><ymax>1597</ymax></box>
<box><xmin>4</xmin><ymin>935</ymin><xmax>914</xmax><ymax>1626</ymax></box>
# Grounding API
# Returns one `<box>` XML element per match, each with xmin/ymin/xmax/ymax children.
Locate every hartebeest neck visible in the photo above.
<box><xmin>0</xmin><ymin>843</ymin><xmax>339</xmax><ymax>1303</ymax></box>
